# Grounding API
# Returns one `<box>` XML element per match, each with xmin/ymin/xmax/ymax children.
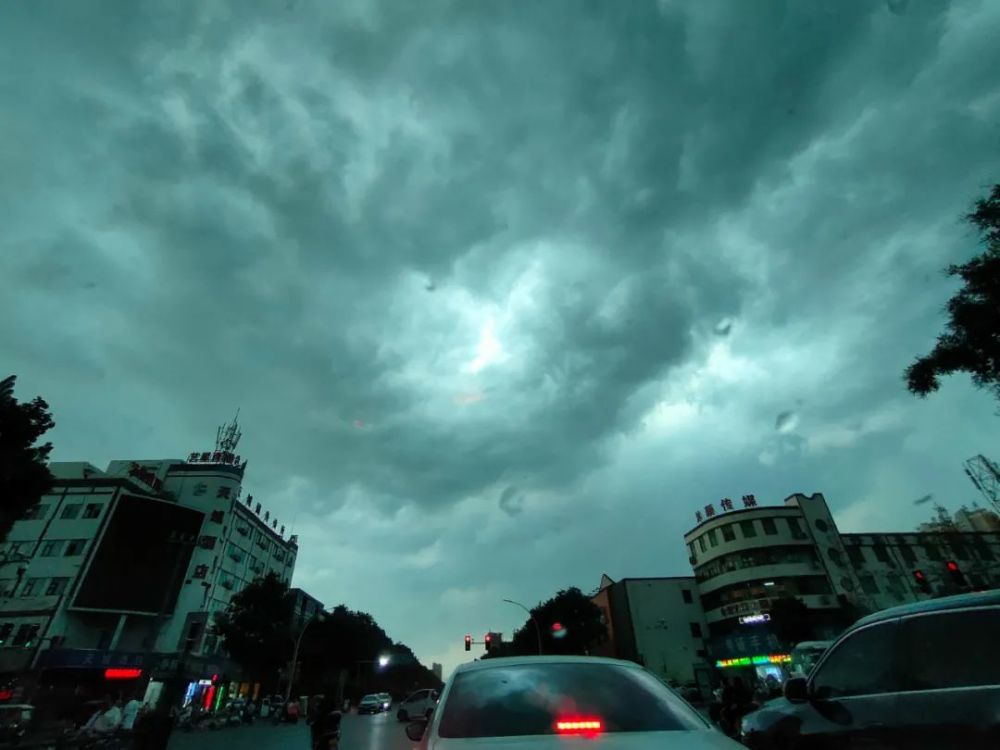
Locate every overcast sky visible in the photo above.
<box><xmin>3</xmin><ymin>0</ymin><xmax>1000</xmax><ymax>676</ymax></box>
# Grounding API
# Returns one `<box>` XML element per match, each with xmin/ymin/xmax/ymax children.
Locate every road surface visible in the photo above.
<box><xmin>168</xmin><ymin>710</ymin><xmax>414</xmax><ymax>750</ymax></box>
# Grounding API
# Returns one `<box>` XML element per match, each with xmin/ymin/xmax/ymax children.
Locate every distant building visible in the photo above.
<box><xmin>290</xmin><ymin>588</ymin><xmax>324</xmax><ymax>631</ymax></box>
<box><xmin>432</xmin><ymin>662</ymin><xmax>442</xmax><ymax>680</ymax></box>
<box><xmin>590</xmin><ymin>574</ymin><xmax>710</xmax><ymax>687</ymax></box>
<box><xmin>0</xmin><ymin>416</ymin><xmax>299</xmax><ymax>707</ymax></box>
<box><xmin>917</xmin><ymin>504</ymin><xmax>1000</xmax><ymax>533</ymax></box>
<box><xmin>682</xmin><ymin>492</ymin><xmax>1000</xmax><ymax>681</ymax></box>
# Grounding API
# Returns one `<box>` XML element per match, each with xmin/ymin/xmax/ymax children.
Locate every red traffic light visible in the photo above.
<box><xmin>946</xmin><ymin>561</ymin><xmax>959</xmax><ymax>572</ymax></box>
<box><xmin>464</xmin><ymin>634</ymin><xmax>471</xmax><ymax>652</ymax></box>
<box><xmin>914</xmin><ymin>570</ymin><xmax>926</xmax><ymax>581</ymax></box>
<box><xmin>551</xmin><ymin>622</ymin><xmax>563</xmax><ymax>632</ymax></box>
<box><xmin>485</xmin><ymin>633</ymin><xmax>492</xmax><ymax>642</ymax></box>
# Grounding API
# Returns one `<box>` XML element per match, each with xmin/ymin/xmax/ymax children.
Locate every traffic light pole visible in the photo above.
<box><xmin>502</xmin><ymin>599</ymin><xmax>542</xmax><ymax>655</ymax></box>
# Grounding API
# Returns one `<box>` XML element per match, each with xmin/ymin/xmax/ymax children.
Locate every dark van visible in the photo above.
<box><xmin>740</xmin><ymin>589</ymin><xmax>1000</xmax><ymax>749</ymax></box>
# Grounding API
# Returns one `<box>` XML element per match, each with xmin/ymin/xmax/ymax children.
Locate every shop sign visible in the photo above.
<box><xmin>716</xmin><ymin>653</ymin><xmax>791</xmax><ymax>669</ymax></box>
<box><xmin>696</xmin><ymin>494</ymin><xmax>759</xmax><ymax>523</ymax></box>
<box><xmin>739</xmin><ymin>613</ymin><xmax>771</xmax><ymax>625</ymax></box>
<box><xmin>187</xmin><ymin>451</ymin><xmax>242</xmax><ymax>467</ymax></box>
<box><xmin>720</xmin><ymin>599</ymin><xmax>772</xmax><ymax>618</ymax></box>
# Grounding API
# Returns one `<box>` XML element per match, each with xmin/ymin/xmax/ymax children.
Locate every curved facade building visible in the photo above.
<box><xmin>683</xmin><ymin>493</ymin><xmax>866</xmax><ymax>639</ymax></box>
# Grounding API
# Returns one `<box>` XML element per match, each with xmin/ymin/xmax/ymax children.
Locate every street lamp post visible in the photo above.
<box><xmin>286</xmin><ymin>612</ymin><xmax>326</xmax><ymax>703</ymax></box>
<box><xmin>502</xmin><ymin>598</ymin><xmax>542</xmax><ymax>655</ymax></box>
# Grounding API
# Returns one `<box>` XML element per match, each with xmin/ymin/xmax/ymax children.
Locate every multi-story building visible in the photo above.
<box><xmin>0</xmin><ymin>417</ymin><xmax>299</xmax><ymax>706</ymax></box>
<box><xmin>590</xmin><ymin>574</ymin><xmax>711</xmax><ymax>689</ymax></box>
<box><xmin>290</xmin><ymin>588</ymin><xmax>324</xmax><ymax>631</ymax></box>
<box><xmin>918</xmin><ymin>504</ymin><xmax>1000</xmax><ymax>533</ymax></box>
<box><xmin>682</xmin><ymin>492</ymin><xmax>1000</xmax><ymax>681</ymax></box>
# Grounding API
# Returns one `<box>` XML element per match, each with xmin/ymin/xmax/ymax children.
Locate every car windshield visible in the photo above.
<box><xmin>437</xmin><ymin>662</ymin><xmax>708</xmax><ymax>738</ymax></box>
<box><xmin>361</xmin><ymin>695</ymin><xmax>379</xmax><ymax>703</ymax></box>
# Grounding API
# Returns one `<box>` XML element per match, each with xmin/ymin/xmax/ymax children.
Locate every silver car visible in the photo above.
<box><xmin>404</xmin><ymin>655</ymin><xmax>740</xmax><ymax>750</ymax></box>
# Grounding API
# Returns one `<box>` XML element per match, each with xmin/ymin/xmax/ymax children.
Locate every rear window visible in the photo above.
<box><xmin>437</xmin><ymin>662</ymin><xmax>707</xmax><ymax>738</ymax></box>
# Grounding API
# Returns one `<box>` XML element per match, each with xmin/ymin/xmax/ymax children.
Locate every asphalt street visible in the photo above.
<box><xmin>168</xmin><ymin>711</ymin><xmax>415</xmax><ymax>750</ymax></box>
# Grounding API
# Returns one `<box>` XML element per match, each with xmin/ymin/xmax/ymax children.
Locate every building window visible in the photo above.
<box><xmin>12</xmin><ymin>624</ymin><xmax>39</xmax><ymax>647</ymax></box>
<box><xmin>972</xmin><ymin>541</ymin><xmax>993</xmax><ymax>561</ymax></box>
<box><xmin>898</xmin><ymin>545</ymin><xmax>916</xmax><ymax>563</ymax></box>
<box><xmin>950</xmin><ymin>544</ymin><xmax>969</xmax><ymax>561</ymax></box>
<box><xmin>216</xmin><ymin>486</ymin><xmax>231</xmax><ymax>499</ymax></box>
<box><xmin>45</xmin><ymin>577</ymin><xmax>69</xmax><ymax>596</ymax></box>
<box><xmin>83</xmin><ymin>504</ymin><xmax>102</xmax><ymax>519</ymax></box>
<box><xmin>739</xmin><ymin>520</ymin><xmax>756</xmax><ymax>538</ymax></box>
<box><xmin>761</xmin><ymin>518</ymin><xmax>777</xmax><ymax>535</ymax></box>
<box><xmin>696</xmin><ymin>649</ymin><xmax>707</xmax><ymax>658</ymax></box>
<box><xmin>193</xmin><ymin>565</ymin><xmax>209</xmax><ymax>579</ymax></box>
<box><xmin>689</xmin><ymin>622</ymin><xmax>702</xmax><ymax>638</ymax></box>
<box><xmin>786</xmin><ymin>518</ymin><xmax>807</xmax><ymax>539</ymax></box>
<box><xmin>0</xmin><ymin>580</ymin><xmax>15</xmax><ymax>597</ymax></box>
<box><xmin>39</xmin><ymin>540</ymin><xmax>64</xmax><ymax>557</ymax></box>
<box><xmin>23</xmin><ymin>505</ymin><xmax>49</xmax><ymax>520</ymax></box>
<box><xmin>923</xmin><ymin>544</ymin><xmax>942</xmax><ymax>561</ymax></box>
<box><xmin>707</xmin><ymin>529</ymin><xmax>718</xmax><ymax>547</ymax></box>
<box><xmin>682</xmin><ymin>589</ymin><xmax>693</xmax><ymax>604</ymax></box>
<box><xmin>847</xmin><ymin>546</ymin><xmax>865</xmax><ymax>565</ymax></box>
<box><xmin>858</xmin><ymin>574</ymin><xmax>879</xmax><ymax>594</ymax></box>
<box><xmin>60</xmin><ymin>504</ymin><xmax>82</xmax><ymax>520</ymax></box>
<box><xmin>873</xmin><ymin>545</ymin><xmax>891</xmax><ymax>563</ymax></box>
<box><xmin>209</xmin><ymin>510</ymin><xmax>225</xmax><ymax>523</ymax></box>
<box><xmin>698</xmin><ymin>536</ymin><xmax>707</xmax><ymax>553</ymax></box>
<box><xmin>721</xmin><ymin>524</ymin><xmax>736</xmax><ymax>542</ymax></box>
<box><xmin>814</xmin><ymin>518</ymin><xmax>829</xmax><ymax>532</ymax></box>
<box><xmin>20</xmin><ymin>578</ymin><xmax>43</xmax><ymax>597</ymax></box>
<box><xmin>64</xmin><ymin>540</ymin><xmax>86</xmax><ymax>556</ymax></box>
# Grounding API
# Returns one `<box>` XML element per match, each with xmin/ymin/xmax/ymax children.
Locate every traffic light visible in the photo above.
<box><xmin>913</xmin><ymin>569</ymin><xmax>930</xmax><ymax>594</ymax></box>
<box><xmin>551</xmin><ymin>622</ymin><xmax>567</xmax><ymax>640</ymax></box>
<box><xmin>946</xmin><ymin>561</ymin><xmax>967</xmax><ymax>587</ymax></box>
<box><xmin>484</xmin><ymin>633</ymin><xmax>492</xmax><ymax>652</ymax></box>
<box><xmin>464</xmin><ymin>634</ymin><xmax>471</xmax><ymax>652</ymax></box>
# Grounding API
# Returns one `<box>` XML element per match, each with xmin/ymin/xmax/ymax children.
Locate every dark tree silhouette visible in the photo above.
<box><xmin>492</xmin><ymin>587</ymin><xmax>607</xmax><ymax>658</ymax></box>
<box><xmin>0</xmin><ymin>376</ymin><xmax>55</xmax><ymax>542</ymax></box>
<box><xmin>767</xmin><ymin>597</ymin><xmax>813</xmax><ymax>647</ymax></box>
<box><xmin>214</xmin><ymin>573</ymin><xmax>294</xmax><ymax>686</ymax></box>
<box><xmin>906</xmin><ymin>184</ymin><xmax>1000</xmax><ymax>403</ymax></box>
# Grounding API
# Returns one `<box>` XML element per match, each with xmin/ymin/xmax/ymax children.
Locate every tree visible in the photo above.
<box><xmin>213</xmin><ymin>573</ymin><xmax>294</xmax><ymax>686</ymax></box>
<box><xmin>0</xmin><ymin>376</ymin><xmax>55</xmax><ymax>542</ymax></box>
<box><xmin>767</xmin><ymin>596</ymin><xmax>813</xmax><ymax>647</ymax></box>
<box><xmin>905</xmin><ymin>184</ymin><xmax>1000</xmax><ymax>403</ymax></box>
<box><xmin>297</xmin><ymin>604</ymin><xmax>442</xmax><ymax>700</ymax></box>
<box><xmin>495</xmin><ymin>587</ymin><xmax>607</xmax><ymax>658</ymax></box>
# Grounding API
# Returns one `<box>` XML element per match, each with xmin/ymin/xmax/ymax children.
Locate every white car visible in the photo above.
<box><xmin>397</xmin><ymin>688</ymin><xmax>439</xmax><ymax>722</ymax></box>
<box><xmin>404</xmin><ymin>656</ymin><xmax>741</xmax><ymax>750</ymax></box>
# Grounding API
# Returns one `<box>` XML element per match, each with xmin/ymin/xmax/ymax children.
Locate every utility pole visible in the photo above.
<box><xmin>502</xmin><ymin>599</ymin><xmax>542</xmax><ymax>655</ymax></box>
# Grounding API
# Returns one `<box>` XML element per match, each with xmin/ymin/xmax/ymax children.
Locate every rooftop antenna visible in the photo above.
<box><xmin>216</xmin><ymin>409</ymin><xmax>242</xmax><ymax>453</ymax></box>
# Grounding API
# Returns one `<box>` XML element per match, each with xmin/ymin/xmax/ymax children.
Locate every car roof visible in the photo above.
<box><xmin>852</xmin><ymin>589</ymin><xmax>1000</xmax><ymax>629</ymax></box>
<box><xmin>453</xmin><ymin>655</ymin><xmax>644</xmax><ymax>675</ymax></box>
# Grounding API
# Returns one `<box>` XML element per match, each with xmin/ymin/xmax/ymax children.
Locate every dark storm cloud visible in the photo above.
<box><xmin>3</xmin><ymin>0</ymin><xmax>1000</xmax><ymax>672</ymax></box>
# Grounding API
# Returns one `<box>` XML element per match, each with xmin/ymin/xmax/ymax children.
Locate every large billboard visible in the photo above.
<box><xmin>73</xmin><ymin>494</ymin><xmax>204</xmax><ymax>614</ymax></box>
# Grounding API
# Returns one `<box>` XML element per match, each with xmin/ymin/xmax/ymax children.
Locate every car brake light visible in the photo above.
<box><xmin>556</xmin><ymin>718</ymin><xmax>603</xmax><ymax>734</ymax></box>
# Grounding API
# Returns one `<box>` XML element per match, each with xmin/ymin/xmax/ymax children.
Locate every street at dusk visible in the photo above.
<box><xmin>3</xmin><ymin>0</ymin><xmax>1000</xmax><ymax>748</ymax></box>
<box><xmin>167</xmin><ymin>713</ymin><xmax>412</xmax><ymax>750</ymax></box>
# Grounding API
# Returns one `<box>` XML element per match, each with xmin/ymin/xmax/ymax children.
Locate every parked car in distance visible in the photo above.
<box><xmin>403</xmin><ymin>656</ymin><xmax>740</xmax><ymax>749</ymax></box>
<box><xmin>396</xmin><ymin>688</ymin><xmax>439</xmax><ymax>722</ymax></box>
<box><xmin>358</xmin><ymin>694</ymin><xmax>385</xmax><ymax>715</ymax></box>
<box><xmin>741</xmin><ymin>590</ymin><xmax>1000</xmax><ymax>749</ymax></box>
<box><xmin>376</xmin><ymin>692</ymin><xmax>392</xmax><ymax>710</ymax></box>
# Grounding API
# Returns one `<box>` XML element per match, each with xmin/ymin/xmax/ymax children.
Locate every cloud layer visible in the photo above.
<box><xmin>3</xmin><ymin>0</ymin><xmax>1000</xmax><ymax>673</ymax></box>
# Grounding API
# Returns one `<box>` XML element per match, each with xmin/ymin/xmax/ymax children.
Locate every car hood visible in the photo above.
<box><xmin>431</xmin><ymin>730</ymin><xmax>741</xmax><ymax>750</ymax></box>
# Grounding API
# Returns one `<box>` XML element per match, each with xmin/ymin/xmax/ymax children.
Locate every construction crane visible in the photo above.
<box><xmin>963</xmin><ymin>455</ymin><xmax>1000</xmax><ymax>514</ymax></box>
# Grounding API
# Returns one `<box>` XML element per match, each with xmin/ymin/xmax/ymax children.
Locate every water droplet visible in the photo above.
<box><xmin>775</xmin><ymin>411</ymin><xmax>798</xmax><ymax>433</ymax></box>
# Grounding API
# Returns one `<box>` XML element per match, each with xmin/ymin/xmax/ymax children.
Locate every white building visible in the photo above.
<box><xmin>0</xmin><ymin>417</ymin><xmax>298</xmax><ymax>706</ymax></box>
<box><xmin>590</xmin><ymin>574</ymin><xmax>711</xmax><ymax>688</ymax></box>
<box><xmin>682</xmin><ymin>492</ymin><xmax>1000</xmax><ymax>679</ymax></box>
